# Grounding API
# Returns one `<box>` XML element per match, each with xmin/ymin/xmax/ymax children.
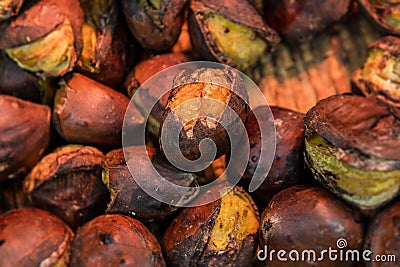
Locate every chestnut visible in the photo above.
<box><xmin>259</xmin><ymin>185</ymin><xmax>364</xmax><ymax>267</ymax></box>
<box><xmin>364</xmin><ymin>199</ymin><xmax>400</xmax><ymax>267</ymax></box>
<box><xmin>0</xmin><ymin>208</ymin><xmax>74</xmax><ymax>267</ymax></box>
<box><xmin>52</xmin><ymin>73</ymin><xmax>144</xmax><ymax>148</ymax></box>
<box><xmin>358</xmin><ymin>0</ymin><xmax>400</xmax><ymax>35</ymax></box>
<box><xmin>304</xmin><ymin>94</ymin><xmax>400</xmax><ymax>210</ymax></box>
<box><xmin>264</xmin><ymin>0</ymin><xmax>351</xmax><ymax>42</ymax></box>
<box><xmin>101</xmin><ymin>146</ymin><xmax>199</xmax><ymax>222</ymax></box>
<box><xmin>230</xmin><ymin>105</ymin><xmax>308</xmax><ymax>209</ymax></box>
<box><xmin>76</xmin><ymin>0</ymin><xmax>135</xmax><ymax>88</ymax></box>
<box><xmin>121</xmin><ymin>0</ymin><xmax>187</xmax><ymax>51</ymax></box>
<box><xmin>0</xmin><ymin>0</ymin><xmax>84</xmax><ymax>76</ymax></box>
<box><xmin>159</xmin><ymin>67</ymin><xmax>249</xmax><ymax>162</ymax></box>
<box><xmin>0</xmin><ymin>95</ymin><xmax>50</xmax><ymax>182</ymax></box>
<box><xmin>188</xmin><ymin>0</ymin><xmax>280</xmax><ymax>70</ymax></box>
<box><xmin>352</xmin><ymin>35</ymin><xmax>400</xmax><ymax>108</ymax></box>
<box><xmin>24</xmin><ymin>145</ymin><xmax>109</xmax><ymax>229</ymax></box>
<box><xmin>163</xmin><ymin>186</ymin><xmax>259</xmax><ymax>266</ymax></box>
<box><xmin>0</xmin><ymin>0</ymin><xmax>23</xmax><ymax>21</ymax></box>
<box><xmin>70</xmin><ymin>214</ymin><xmax>166</xmax><ymax>266</ymax></box>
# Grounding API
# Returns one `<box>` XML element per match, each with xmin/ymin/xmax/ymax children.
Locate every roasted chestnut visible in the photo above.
<box><xmin>0</xmin><ymin>208</ymin><xmax>74</xmax><ymax>267</ymax></box>
<box><xmin>231</xmin><ymin>105</ymin><xmax>308</xmax><ymax>209</ymax></box>
<box><xmin>358</xmin><ymin>0</ymin><xmax>400</xmax><ymax>35</ymax></box>
<box><xmin>304</xmin><ymin>94</ymin><xmax>400</xmax><ymax>210</ymax></box>
<box><xmin>259</xmin><ymin>185</ymin><xmax>364</xmax><ymax>267</ymax></box>
<box><xmin>0</xmin><ymin>0</ymin><xmax>84</xmax><ymax>76</ymax></box>
<box><xmin>70</xmin><ymin>214</ymin><xmax>166</xmax><ymax>266</ymax></box>
<box><xmin>101</xmin><ymin>146</ymin><xmax>199</xmax><ymax>222</ymax></box>
<box><xmin>24</xmin><ymin>145</ymin><xmax>109</xmax><ymax>229</ymax></box>
<box><xmin>352</xmin><ymin>35</ymin><xmax>400</xmax><ymax>107</ymax></box>
<box><xmin>163</xmin><ymin>186</ymin><xmax>259</xmax><ymax>266</ymax></box>
<box><xmin>0</xmin><ymin>95</ymin><xmax>50</xmax><ymax>182</ymax></box>
<box><xmin>188</xmin><ymin>0</ymin><xmax>280</xmax><ymax>70</ymax></box>
<box><xmin>159</xmin><ymin>67</ymin><xmax>249</xmax><ymax>162</ymax></box>
<box><xmin>264</xmin><ymin>0</ymin><xmax>351</xmax><ymax>42</ymax></box>
<box><xmin>77</xmin><ymin>0</ymin><xmax>135</xmax><ymax>88</ymax></box>
<box><xmin>121</xmin><ymin>0</ymin><xmax>187</xmax><ymax>51</ymax></box>
<box><xmin>52</xmin><ymin>73</ymin><xmax>144</xmax><ymax>148</ymax></box>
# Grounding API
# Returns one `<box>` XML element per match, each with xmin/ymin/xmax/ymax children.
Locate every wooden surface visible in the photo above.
<box><xmin>248</xmin><ymin>13</ymin><xmax>381</xmax><ymax>114</ymax></box>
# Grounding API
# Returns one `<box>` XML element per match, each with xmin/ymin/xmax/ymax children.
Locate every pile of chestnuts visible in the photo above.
<box><xmin>0</xmin><ymin>0</ymin><xmax>400</xmax><ymax>266</ymax></box>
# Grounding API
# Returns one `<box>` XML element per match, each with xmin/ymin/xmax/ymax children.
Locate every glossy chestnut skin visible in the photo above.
<box><xmin>264</xmin><ymin>0</ymin><xmax>351</xmax><ymax>42</ymax></box>
<box><xmin>121</xmin><ymin>0</ymin><xmax>187</xmax><ymax>51</ymax></box>
<box><xmin>0</xmin><ymin>95</ymin><xmax>50</xmax><ymax>182</ymax></box>
<box><xmin>163</xmin><ymin>186</ymin><xmax>259</xmax><ymax>266</ymax></box>
<box><xmin>24</xmin><ymin>145</ymin><xmax>109</xmax><ymax>229</ymax></box>
<box><xmin>52</xmin><ymin>73</ymin><xmax>144</xmax><ymax>148</ymax></box>
<box><xmin>232</xmin><ymin>106</ymin><xmax>307</xmax><ymax>209</ymax></box>
<box><xmin>0</xmin><ymin>208</ymin><xmax>74</xmax><ymax>267</ymax></box>
<box><xmin>101</xmin><ymin>146</ymin><xmax>199</xmax><ymax>222</ymax></box>
<box><xmin>259</xmin><ymin>185</ymin><xmax>364</xmax><ymax>267</ymax></box>
<box><xmin>70</xmin><ymin>214</ymin><xmax>166</xmax><ymax>266</ymax></box>
<box><xmin>364</xmin><ymin>199</ymin><xmax>400</xmax><ymax>267</ymax></box>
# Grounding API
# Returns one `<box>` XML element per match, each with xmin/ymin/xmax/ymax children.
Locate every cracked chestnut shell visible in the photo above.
<box><xmin>0</xmin><ymin>0</ymin><xmax>84</xmax><ymax>76</ymax></box>
<box><xmin>0</xmin><ymin>207</ymin><xmax>74</xmax><ymax>267</ymax></box>
<box><xmin>189</xmin><ymin>0</ymin><xmax>280</xmax><ymax>70</ymax></box>
<box><xmin>77</xmin><ymin>0</ymin><xmax>135</xmax><ymax>88</ymax></box>
<box><xmin>304</xmin><ymin>94</ymin><xmax>400</xmax><ymax>210</ymax></box>
<box><xmin>53</xmin><ymin>73</ymin><xmax>144</xmax><ymax>148</ymax></box>
<box><xmin>163</xmin><ymin>186</ymin><xmax>259</xmax><ymax>266</ymax></box>
<box><xmin>23</xmin><ymin>145</ymin><xmax>109</xmax><ymax>229</ymax></box>
<box><xmin>264</xmin><ymin>0</ymin><xmax>351</xmax><ymax>42</ymax></box>
<box><xmin>121</xmin><ymin>0</ymin><xmax>187</xmax><ymax>51</ymax></box>
<box><xmin>159</xmin><ymin>67</ymin><xmax>249</xmax><ymax>162</ymax></box>
<box><xmin>364</xmin><ymin>199</ymin><xmax>400</xmax><ymax>267</ymax></box>
<box><xmin>101</xmin><ymin>146</ymin><xmax>199</xmax><ymax>222</ymax></box>
<box><xmin>70</xmin><ymin>214</ymin><xmax>166</xmax><ymax>267</ymax></box>
<box><xmin>352</xmin><ymin>35</ymin><xmax>400</xmax><ymax>108</ymax></box>
<box><xmin>232</xmin><ymin>106</ymin><xmax>307</xmax><ymax>209</ymax></box>
<box><xmin>0</xmin><ymin>95</ymin><xmax>50</xmax><ymax>182</ymax></box>
<box><xmin>358</xmin><ymin>0</ymin><xmax>400</xmax><ymax>35</ymax></box>
<box><xmin>259</xmin><ymin>185</ymin><xmax>363</xmax><ymax>267</ymax></box>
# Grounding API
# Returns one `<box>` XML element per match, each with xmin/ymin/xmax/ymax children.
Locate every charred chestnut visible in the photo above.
<box><xmin>352</xmin><ymin>35</ymin><xmax>400</xmax><ymax>107</ymax></box>
<box><xmin>101</xmin><ymin>146</ymin><xmax>199</xmax><ymax>222</ymax></box>
<box><xmin>163</xmin><ymin>186</ymin><xmax>259</xmax><ymax>266</ymax></box>
<box><xmin>259</xmin><ymin>185</ymin><xmax>363</xmax><ymax>267</ymax></box>
<box><xmin>304</xmin><ymin>94</ymin><xmax>400</xmax><ymax>210</ymax></box>
<box><xmin>24</xmin><ymin>145</ymin><xmax>109</xmax><ymax>229</ymax></box>
<box><xmin>52</xmin><ymin>73</ymin><xmax>144</xmax><ymax>148</ymax></box>
<box><xmin>70</xmin><ymin>214</ymin><xmax>166</xmax><ymax>266</ymax></box>
<box><xmin>77</xmin><ymin>0</ymin><xmax>135</xmax><ymax>88</ymax></box>
<box><xmin>0</xmin><ymin>0</ymin><xmax>84</xmax><ymax>76</ymax></box>
<box><xmin>159</xmin><ymin>67</ymin><xmax>249</xmax><ymax>161</ymax></box>
<box><xmin>264</xmin><ymin>0</ymin><xmax>351</xmax><ymax>42</ymax></box>
<box><xmin>188</xmin><ymin>0</ymin><xmax>280</xmax><ymax>70</ymax></box>
<box><xmin>0</xmin><ymin>208</ymin><xmax>74</xmax><ymax>267</ymax></box>
<box><xmin>121</xmin><ymin>0</ymin><xmax>187</xmax><ymax>51</ymax></box>
<box><xmin>0</xmin><ymin>95</ymin><xmax>50</xmax><ymax>182</ymax></box>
